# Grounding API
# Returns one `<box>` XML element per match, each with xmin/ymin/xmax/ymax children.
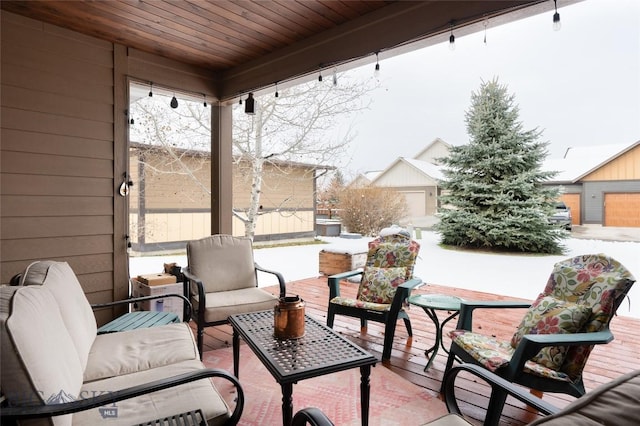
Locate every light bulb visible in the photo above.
<box><xmin>552</xmin><ymin>0</ymin><xmax>561</xmax><ymax>31</ymax></box>
<box><xmin>553</xmin><ymin>12</ymin><xmax>561</xmax><ymax>31</ymax></box>
<box><xmin>449</xmin><ymin>33</ymin><xmax>456</xmax><ymax>51</ymax></box>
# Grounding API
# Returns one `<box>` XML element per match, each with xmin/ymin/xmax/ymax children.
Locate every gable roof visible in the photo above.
<box><xmin>371</xmin><ymin>157</ymin><xmax>444</xmax><ymax>186</ymax></box>
<box><xmin>543</xmin><ymin>141</ymin><xmax>640</xmax><ymax>183</ymax></box>
<box><xmin>412</xmin><ymin>137</ymin><xmax>452</xmax><ymax>163</ymax></box>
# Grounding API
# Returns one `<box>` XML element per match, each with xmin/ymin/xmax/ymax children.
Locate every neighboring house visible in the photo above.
<box><xmin>129</xmin><ymin>143</ymin><xmax>326</xmax><ymax>252</ymax></box>
<box><xmin>543</xmin><ymin>140</ymin><xmax>640</xmax><ymax>227</ymax></box>
<box><xmin>349</xmin><ymin>170</ymin><xmax>382</xmax><ymax>188</ymax></box>
<box><xmin>367</xmin><ymin>138</ymin><xmax>451</xmax><ymax>218</ymax></box>
<box><xmin>362</xmin><ymin>138</ymin><xmax>640</xmax><ymax>228</ymax></box>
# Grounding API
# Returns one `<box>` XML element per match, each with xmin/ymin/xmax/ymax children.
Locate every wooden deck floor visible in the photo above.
<box><xmin>196</xmin><ymin>276</ymin><xmax>640</xmax><ymax>425</ymax></box>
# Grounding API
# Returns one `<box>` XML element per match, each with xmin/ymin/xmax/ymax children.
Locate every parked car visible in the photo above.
<box><xmin>549</xmin><ymin>201</ymin><xmax>572</xmax><ymax>230</ymax></box>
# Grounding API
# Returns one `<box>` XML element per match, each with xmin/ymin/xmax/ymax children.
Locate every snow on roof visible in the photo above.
<box><xmin>543</xmin><ymin>142</ymin><xmax>637</xmax><ymax>183</ymax></box>
<box><xmin>363</xmin><ymin>170</ymin><xmax>382</xmax><ymax>181</ymax></box>
<box><xmin>403</xmin><ymin>158</ymin><xmax>445</xmax><ymax>180</ymax></box>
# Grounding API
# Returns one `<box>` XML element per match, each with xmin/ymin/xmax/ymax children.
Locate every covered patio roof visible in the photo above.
<box><xmin>0</xmin><ymin>0</ymin><xmax>575</xmax><ymax>101</ymax></box>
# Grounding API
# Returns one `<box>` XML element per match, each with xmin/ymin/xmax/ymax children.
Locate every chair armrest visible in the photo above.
<box><xmin>456</xmin><ymin>300</ymin><xmax>532</xmax><ymax>331</ymax></box>
<box><xmin>389</xmin><ymin>278</ymin><xmax>423</xmax><ymax>315</ymax></box>
<box><xmin>327</xmin><ymin>270</ymin><xmax>363</xmax><ymax>299</ymax></box>
<box><xmin>183</xmin><ymin>268</ymin><xmax>206</xmax><ymax>319</ymax></box>
<box><xmin>442</xmin><ymin>363</ymin><xmax>560</xmax><ymax>418</ymax></box>
<box><xmin>255</xmin><ymin>263</ymin><xmax>287</xmax><ymax>298</ymax></box>
<box><xmin>292</xmin><ymin>407</ymin><xmax>335</xmax><ymax>426</ymax></box>
<box><xmin>506</xmin><ymin>330</ymin><xmax>614</xmax><ymax>376</ymax></box>
<box><xmin>0</xmin><ymin>368</ymin><xmax>245</xmax><ymax>425</ymax></box>
<box><xmin>398</xmin><ymin>277</ymin><xmax>423</xmax><ymax>291</ymax></box>
<box><xmin>91</xmin><ymin>294</ymin><xmax>192</xmax><ymax>322</ymax></box>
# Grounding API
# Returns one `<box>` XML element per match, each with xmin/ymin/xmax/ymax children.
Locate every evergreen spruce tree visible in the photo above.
<box><xmin>437</xmin><ymin>78</ymin><xmax>566</xmax><ymax>254</ymax></box>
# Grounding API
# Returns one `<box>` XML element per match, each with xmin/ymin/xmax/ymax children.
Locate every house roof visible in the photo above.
<box><xmin>130</xmin><ymin>141</ymin><xmax>334</xmax><ymax>171</ymax></box>
<box><xmin>543</xmin><ymin>141</ymin><xmax>640</xmax><ymax>183</ymax></box>
<box><xmin>370</xmin><ymin>157</ymin><xmax>445</xmax><ymax>186</ymax></box>
<box><xmin>1</xmin><ymin>0</ymin><xmax>563</xmax><ymax>100</ymax></box>
<box><xmin>402</xmin><ymin>158</ymin><xmax>446</xmax><ymax>181</ymax></box>
<box><xmin>411</xmin><ymin>137</ymin><xmax>452</xmax><ymax>161</ymax></box>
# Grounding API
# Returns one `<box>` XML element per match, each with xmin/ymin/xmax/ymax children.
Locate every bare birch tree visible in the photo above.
<box><xmin>129</xmin><ymin>73</ymin><xmax>376</xmax><ymax>241</ymax></box>
<box><xmin>232</xmin><ymin>74</ymin><xmax>376</xmax><ymax>239</ymax></box>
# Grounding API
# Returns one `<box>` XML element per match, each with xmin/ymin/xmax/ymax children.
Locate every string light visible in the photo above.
<box><xmin>449</xmin><ymin>23</ymin><xmax>456</xmax><ymax>51</ymax></box>
<box><xmin>318</xmin><ymin>69</ymin><xmax>323</xmax><ymax>82</ymax></box>
<box><xmin>148</xmin><ymin>82</ymin><xmax>153</xmax><ymax>97</ymax></box>
<box><xmin>552</xmin><ymin>0</ymin><xmax>561</xmax><ymax>31</ymax></box>
<box><xmin>202</xmin><ymin>94</ymin><xmax>207</xmax><ymax>107</ymax></box>
<box><xmin>275</xmin><ymin>82</ymin><xmax>279</xmax><ymax>98</ymax></box>
<box><xmin>374</xmin><ymin>52</ymin><xmax>380</xmax><ymax>77</ymax></box>
<box><xmin>332</xmin><ymin>67</ymin><xmax>338</xmax><ymax>86</ymax></box>
<box><xmin>245</xmin><ymin>93</ymin><xmax>255</xmax><ymax>115</ymax></box>
<box><xmin>483</xmin><ymin>18</ymin><xmax>488</xmax><ymax>45</ymax></box>
<box><xmin>170</xmin><ymin>94</ymin><xmax>178</xmax><ymax>108</ymax></box>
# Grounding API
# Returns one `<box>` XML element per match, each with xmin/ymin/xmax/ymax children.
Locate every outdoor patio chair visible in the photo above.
<box><xmin>292</xmin><ymin>364</ymin><xmax>640</xmax><ymax>426</ymax></box>
<box><xmin>442</xmin><ymin>253</ymin><xmax>636</xmax><ymax>426</ymax></box>
<box><xmin>326</xmin><ymin>227</ymin><xmax>421</xmax><ymax>361</ymax></box>
<box><xmin>184</xmin><ymin>234</ymin><xmax>287</xmax><ymax>358</ymax></box>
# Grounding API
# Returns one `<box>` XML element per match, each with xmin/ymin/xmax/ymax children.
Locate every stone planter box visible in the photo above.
<box><xmin>319</xmin><ymin>248</ymin><xmax>367</xmax><ymax>276</ymax></box>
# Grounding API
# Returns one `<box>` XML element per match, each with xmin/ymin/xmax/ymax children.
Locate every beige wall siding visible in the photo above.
<box><xmin>233</xmin><ymin>165</ymin><xmax>315</xmax><ymax>209</ymax></box>
<box><xmin>582</xmin><ymin>145</ymin><xmax>640</xmax><ymax>181</ymax></box>
<box><xmin>0</xmin><ymin>12</ymin><xmax>230</xmax><ymax>325</ymax></box>
<box><xmin>375</xmin><ymin>161</ymin><xmax>439</xmax><ymax>187</ymax></box>
<box><xmin>1</xmin><ymin>13</ymin><xmax>116</xmax><ymax>304</ymax></box>
<box><xmin>130</xmin><ymin>149</ymin><xmax>316</xmax><ymax>248</ymax></box>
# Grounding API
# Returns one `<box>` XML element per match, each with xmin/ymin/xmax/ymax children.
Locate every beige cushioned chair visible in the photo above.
<box><xmin>184</xmin><ymin>234</ymin><xmax>287</xmax><ymax>357</ymax></box>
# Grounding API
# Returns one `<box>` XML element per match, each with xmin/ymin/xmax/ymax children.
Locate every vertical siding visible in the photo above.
<box><xmin>582</xmin><ymin>145</ymin><xmax>640</xmax><ymax>181</ymax></box>
<box><xmin>1</xmin><ymin>12</ymin><xmax>116</xmax><ymax>304</ymax></box>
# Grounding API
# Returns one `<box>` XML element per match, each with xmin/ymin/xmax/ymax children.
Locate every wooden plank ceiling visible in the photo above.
<box><xmin>1</xmin><ymin>0</ymin><xmax>556</xmax><ymax>99</ymax></box>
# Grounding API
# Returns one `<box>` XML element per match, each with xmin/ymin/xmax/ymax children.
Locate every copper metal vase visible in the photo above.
<box><xmin>274</xmin><ymin>295</ymin><xmax>305</xmax><ymax>339</ymax></box>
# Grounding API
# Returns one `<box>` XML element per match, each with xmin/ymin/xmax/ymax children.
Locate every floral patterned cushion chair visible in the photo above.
<box><xmin>326</xmin><ymin>227</ymin><xmax>421</xmax><ymax>361</ymax></box>
<box><xmin>442</xmin><ymin>253</ymin><xmax>636</xmax><ymax>426</ymax></box>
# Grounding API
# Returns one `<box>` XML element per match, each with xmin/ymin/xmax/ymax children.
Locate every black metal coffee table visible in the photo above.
<box><xmin>229</xmin><ymin>310</ymin><xmax>377</xmax><ymax>426</ymax></box>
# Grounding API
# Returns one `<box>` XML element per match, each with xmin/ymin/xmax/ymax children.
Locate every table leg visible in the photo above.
<box><xmin>281</xmin><ymin>382</ymin><xmax>293</xmax><ymax>426</ymax></box>
<box><xmin>439</xmin><ymin>311</ymin><xmax>459</xmax><ymax>353</ymax></box>
<box><xmin>232</xmin><ymin>329</ymin><xmax>240</xmax><ymax>378</ymax></box>
<box><xmin>423</xmin><ymin>308</ymin><xmax>441</xmax><ymax>371</ymax></box>
<box><xmin>360</xmin><ymin>364</ymin><xmax>371</xmax><ymax>426</ymax></box>
<box><xmin>423</xmin><ymin>308</ymin><xmax>460</xmax><ymax>371</ymax></box>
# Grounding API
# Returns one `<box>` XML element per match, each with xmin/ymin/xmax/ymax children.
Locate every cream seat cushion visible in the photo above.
<box><xmin>21</xmin><ymin>261</ymin><xmax>97</xmax><ymax>371</ymax></box>
<box><xmin>195</xmin><ymin>287</ymin><xmax>278</xmax><ymax>323</ymax></box>
<box><xmin>187</xmin><ymin>235</ymin><xmax>257</xmax><ymax>292</ymax></box>
<box><xmin>84</xmin><ymin>322</ymin><xmax>199</xmax><ymax>382</ymax></box>
<box><xmin>76</xmin><ymin>360</ymin><xmax>231</xmax><ymax>425</ymax></box>
<box><xmin>1</xmin><ymin>285</ymin><xmax>82</xmax><ymax>426</ymax></box>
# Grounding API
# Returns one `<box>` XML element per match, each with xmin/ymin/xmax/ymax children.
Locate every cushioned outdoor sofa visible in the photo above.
<box><xmin>0</xmin><ymin>261</ymin><xmax>243</xmax><ymax>425</ymax></box>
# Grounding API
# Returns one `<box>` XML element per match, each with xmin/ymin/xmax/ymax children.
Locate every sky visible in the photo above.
<box><xmin>130</xmin><ymin>231</ymin><xmax>640</xmax><ymax>319</ymax></box>
<box><xmin>337</xmin><ymin>0</ymin><xmax>640</xmax><ymax>177</ymax></box>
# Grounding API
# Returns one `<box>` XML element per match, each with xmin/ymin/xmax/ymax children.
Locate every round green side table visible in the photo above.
<box><xmin>408</xmin><ymin>294</ymin><xmax>464</xmax><ymax>371</ymax></box>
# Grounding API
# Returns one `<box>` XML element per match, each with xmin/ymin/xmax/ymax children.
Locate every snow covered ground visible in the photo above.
<box><xmin>130</xmin><ymin>231</ymin><xmax>640</xmax><ymax>319</ymax></box>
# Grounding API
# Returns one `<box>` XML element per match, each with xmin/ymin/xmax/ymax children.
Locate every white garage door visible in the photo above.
<box><xmin>402</xmin><ymin>191</ymin><xmax>426</xmax><ymax>218</ymax></box>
